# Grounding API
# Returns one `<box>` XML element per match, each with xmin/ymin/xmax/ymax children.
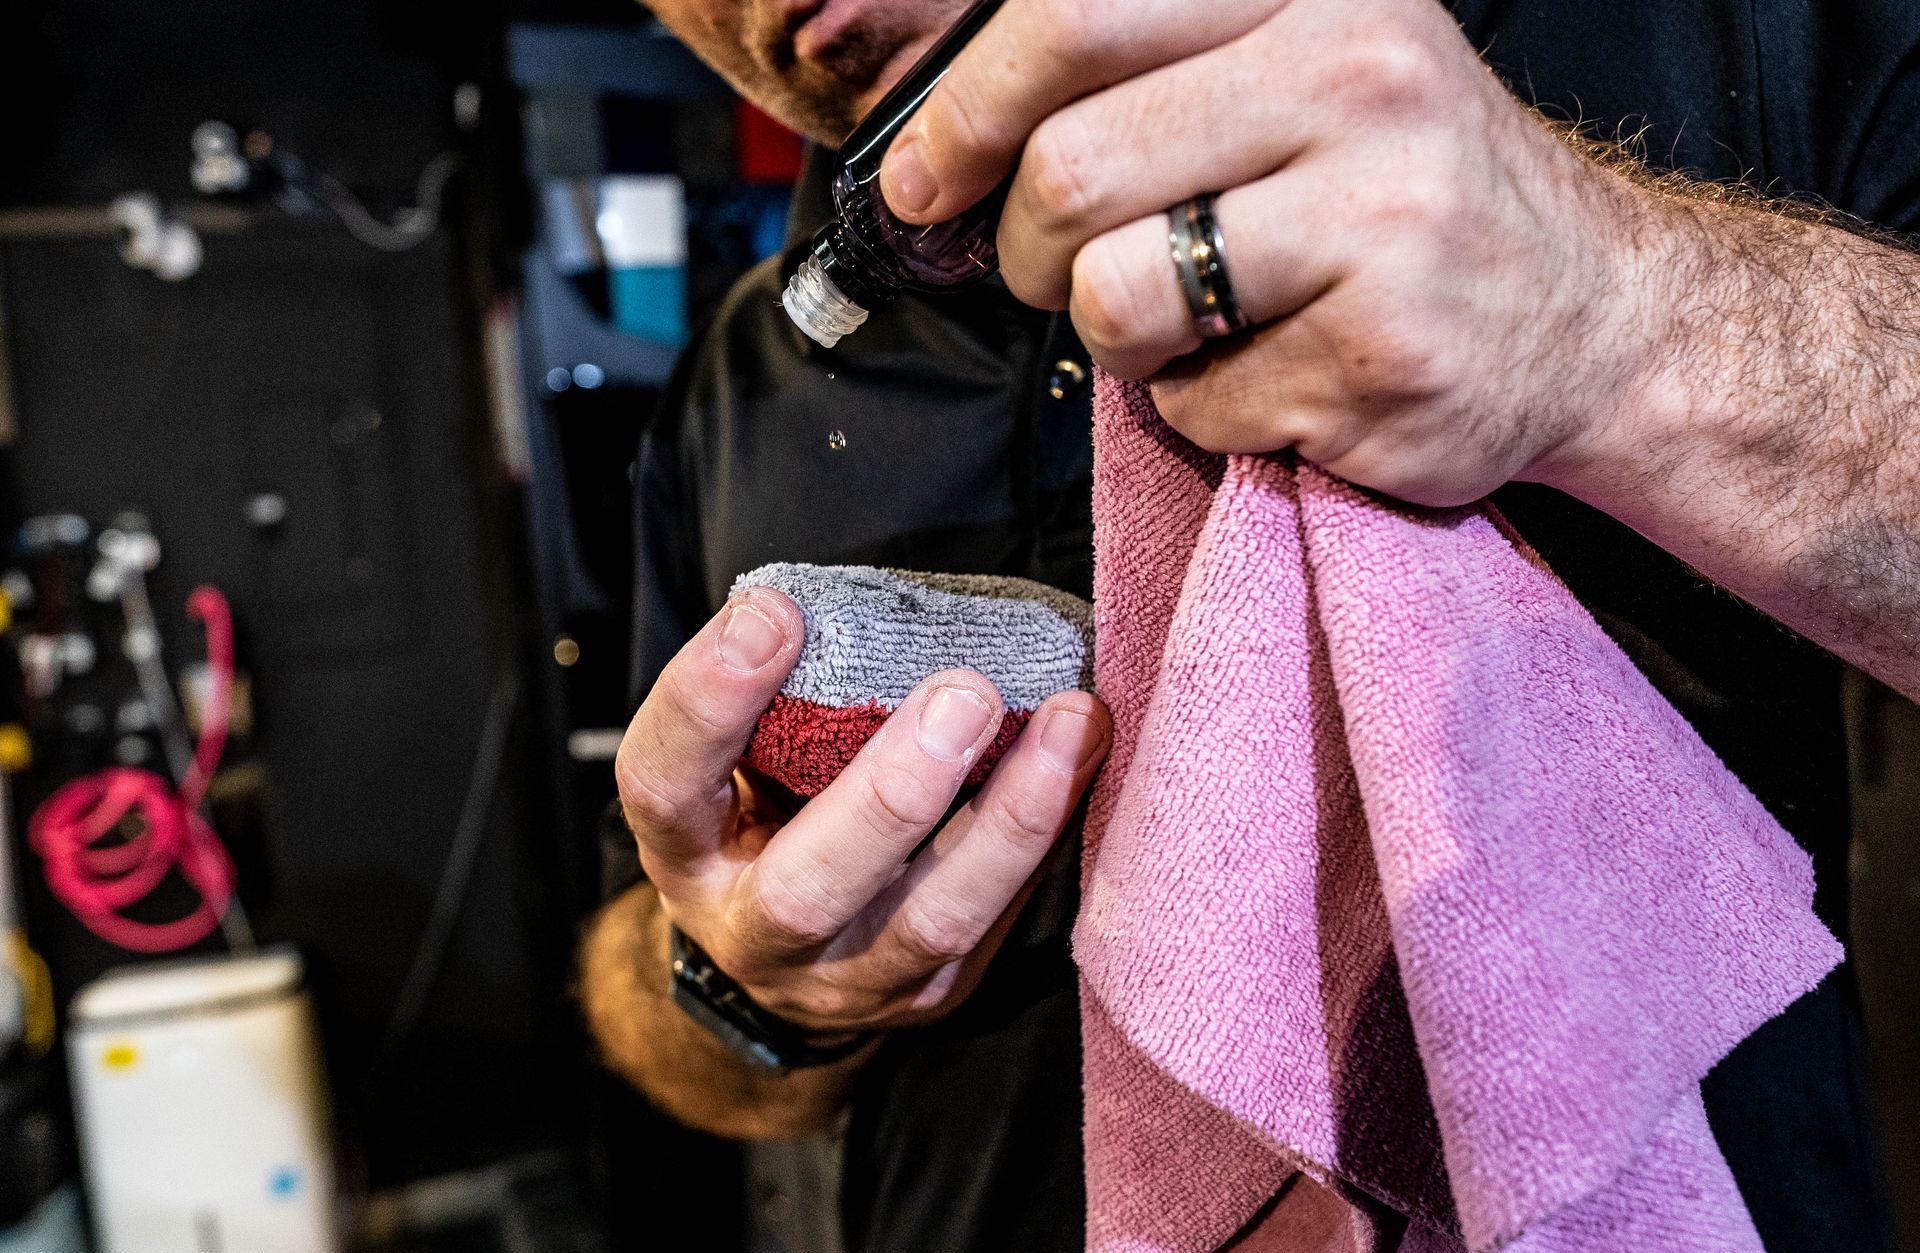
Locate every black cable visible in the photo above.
<box><xmin>368</xmin><ymin>673</ymin><xmax>521</xmax><ymax>1088</ymax></box>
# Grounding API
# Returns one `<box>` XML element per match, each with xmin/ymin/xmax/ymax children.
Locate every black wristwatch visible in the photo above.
<box><xmin>668</xmin><ymin>925</ymin><xmax>875</xmax><ymax>1073</ymax></box>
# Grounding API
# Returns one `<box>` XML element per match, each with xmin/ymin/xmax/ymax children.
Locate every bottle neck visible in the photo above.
<box><xmin>837</xmin><ymin>0</ymin><xmax>1007</xmax><ymax>175</ymax></box>
<box><xmin>809</xmin><ymin>220</ymin><xmax>901</xmax><ymax>312</ymax></box>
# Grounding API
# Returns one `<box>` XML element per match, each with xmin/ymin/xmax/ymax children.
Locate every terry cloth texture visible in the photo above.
<box><xmin>733</xmin><ymin>564</ymin><xmax>1094</xmax><ymax>797</ymax></box>
<box><xmin>1076</xmin><ymin>375</ymin><xmax>1843</xmax><ymax>1253</ymax></box>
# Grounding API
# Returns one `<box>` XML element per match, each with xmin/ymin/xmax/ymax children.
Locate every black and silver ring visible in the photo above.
<box><xmin>1167</xmin><ymin>193</ymin><xmax>1250</xmax><ymax>339</ymax></box>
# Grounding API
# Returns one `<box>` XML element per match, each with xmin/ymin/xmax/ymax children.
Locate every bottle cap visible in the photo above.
<box><xmin>782</xmin><ymin>254</ymin><xmax>869</xmax><ymax>348</ymax></box>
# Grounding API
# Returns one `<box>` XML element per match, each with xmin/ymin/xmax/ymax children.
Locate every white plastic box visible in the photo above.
<box><xmin>67</xmin><ymin>949</ymin><xmax>339</xmax><ymax>1253</ymax></box>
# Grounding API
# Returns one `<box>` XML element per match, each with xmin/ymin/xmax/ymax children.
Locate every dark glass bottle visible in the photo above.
<box><xmin>783</xmin><ymin>0</ymin><xmax>1008</xmax><ymax>347</ymax></box>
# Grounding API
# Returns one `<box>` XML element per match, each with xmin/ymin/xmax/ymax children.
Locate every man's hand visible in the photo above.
<box><xmin>876</xmin><ymin>0</ymin><xmax>1920</xmax><ymax>697</ymax></box>
<box><xmin>877</xmin><ymin>0</ymin><xmax>1661</xmax><ymax>507</ymax></box>
<box><xmin>616</xmin><ymin>586</ymin><xmax>1111</xmax><ymax>1037</ymax></box>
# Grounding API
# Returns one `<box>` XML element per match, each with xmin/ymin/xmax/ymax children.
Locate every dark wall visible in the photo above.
<box><xmin>0</xmin><ymin>0</ymin><xmax>594</xmax><ymax>1188</ymax></box>
<box><xmin>0</xmin><ymin>221</ymin><xmax>580</xmax><ymax>1185</ymax></box>
<box><xmin>0</xmin><ymin>0</ymin><xmax>498</xmax><ymax>207</ymax></box>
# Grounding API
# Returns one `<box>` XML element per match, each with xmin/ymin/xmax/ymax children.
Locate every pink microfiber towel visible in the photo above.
<box><xmin>1076</xmin><ymin>375</ymin><xmax>1843</xmax><ymax>1253</ymax></box>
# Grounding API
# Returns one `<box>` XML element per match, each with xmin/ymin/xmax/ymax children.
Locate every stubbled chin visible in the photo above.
<box><xmin>741</xmin><ymin>24</ymin><xmax>944</xmax><ymax>146</ymax></box>
<box><xmin>844</xmin><ymin>30</ymin><xmax>940</xmax><ymax>128</ymax></box>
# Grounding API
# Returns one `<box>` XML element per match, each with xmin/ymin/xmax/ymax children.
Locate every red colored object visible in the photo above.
<box><xmin>735</xmin><ymin>102</ymin><xmax>806</xmax><ymax>185</ymax></box>
<box><xmin>745</xmin><ymin>694</ymin><xmax>1033</xmax><ymax>798</ymax></box>
<box><xmin>29</xmin><ymin>586</ymin><xmax>237</xmax><ymax>953</ymax></box>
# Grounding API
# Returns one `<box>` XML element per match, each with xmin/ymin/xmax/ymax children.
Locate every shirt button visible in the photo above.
<box><xmin>1048</xmin><ymin>358</ymin><xmax>1088</xmax><ymax>400</ymax></box>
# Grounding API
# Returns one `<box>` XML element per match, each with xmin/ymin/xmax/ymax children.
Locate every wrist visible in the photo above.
<box><xmin>581</xmin><ymin>886</ymin><xmax>866</xmax><ymax>1138</ymax></box>
<box><xmin>668</xmin><ymin>925</ymin><xmax>878</xmax><ymax>1072</ymax></box>
<box><xmin>1521</xmin><ymin>168</ymin><xmax>1689</xmax><ymax>500</ymax></box>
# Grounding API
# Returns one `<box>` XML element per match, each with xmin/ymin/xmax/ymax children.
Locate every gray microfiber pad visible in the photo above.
<box><xmin>731</xmin><ymin>563</ymin><xmax>1094</xmax><ymax>796</ymax></box>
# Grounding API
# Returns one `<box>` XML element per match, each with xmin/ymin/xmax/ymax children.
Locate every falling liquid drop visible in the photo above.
<box><xmin>826</xmin><ymin>372</ymin><xmax>837</xmax><ymax>380</ymax></box>
<box><xmin>827</xmin><ymin>430</ymin><xmax>848</xmax><ymax>452</ymax></box>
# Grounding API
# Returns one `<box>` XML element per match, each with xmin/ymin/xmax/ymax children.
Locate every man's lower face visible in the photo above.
<box><xmin>646</xmin><ymin>0</ymin><xmax>974</xmax><ymax>144</ymax></box>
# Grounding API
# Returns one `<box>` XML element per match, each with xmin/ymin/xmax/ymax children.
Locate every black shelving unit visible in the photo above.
<box><xmin>503</xmin><ymin>26</ymin><xmax>771</xmax><ymax>1252</ymax></box>
<box><xmin>508</xmin><ymin>22</ymin><xmax>729</xmax><ymax>101</ymax></box>
<box><xmin>510</xmin><ymin>21</ymin><xmax>733</xmax><ymax>393</ymax></box>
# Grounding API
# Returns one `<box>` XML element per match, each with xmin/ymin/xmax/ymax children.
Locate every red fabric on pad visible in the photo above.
<box><xmin>745</xmin><ymin>694</ymin><xmax>1033</xmax><ymax>798</ymax></box>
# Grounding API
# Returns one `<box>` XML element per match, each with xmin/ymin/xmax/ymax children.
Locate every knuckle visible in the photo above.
<box><xmin>615</xmin><ymin>746</ymin><xmax>685</xmax><ymax>834</ymax></box>
<box><xmin>1021</xmin><ymin>114</ymin><xmax>1101</xmax><ymax>226</ymax></box>
<box><xmin>893</xmin><ymin>896</ymin><xmax>983</xmax><ymax>966</ymax></box>
<box><xmin>992</xmin><ymin>787</ymin><xmax>1066</xmax><ymax>850</ymax></box>
<box><xmin>736</xmin><ymin>867</ymin><xmax>840</xmax><ymax>951</ymax></box>
<box><xmin>1071</xmin><ymin>238</ymin><xmax>1155</xmax><ymax>354</ymax></box>
<box><xmin>934</xmin><ymin>74</ymin><xmax>1003</xmax><ymax>167</ymax></box>
<box><xmin>658</xmin><ymin>670</ymin><xmax>737</xmax><ymax>744</ymax></box>
<box><xmin>860</xmin><ymin>759</ymin><xmax>950</xmax><ymax>835</ymax></box>
<box><xmin>1330</xmin><ymin>31</ymin><xmax>1443</xmax><ymax>112</ymax></box>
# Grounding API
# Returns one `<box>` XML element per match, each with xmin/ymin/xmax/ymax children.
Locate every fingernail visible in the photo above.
<box><xmin>1038</xmin><ymin>708</ymin><xmax>1102</xmax><ymax>772</ymax></box>
<box><xmin>882</xmin><ymin>134</ymin><xmax>937</xmax><ymax>218</ymax></box>
<box><xmin>918</xmin><ymin>685</ymin><xmax>992</xmax><ymax>761</ymax></box>
<box><xmin>718</xmin><ymin>600</ymin><xmax>785</xmax><ymax>672</ymax></box>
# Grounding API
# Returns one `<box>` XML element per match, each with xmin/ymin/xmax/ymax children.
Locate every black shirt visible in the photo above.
<box><xmin>626</xmin><ymin>4</ymin><xmax>1920</xmax><ymax>1248</ymax></box>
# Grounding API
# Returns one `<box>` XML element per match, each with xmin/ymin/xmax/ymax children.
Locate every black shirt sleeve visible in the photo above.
<box><xmin>1750</xmin><ymin>0</ymin><xmax>1920</xmax><ymax>234</ymax></box>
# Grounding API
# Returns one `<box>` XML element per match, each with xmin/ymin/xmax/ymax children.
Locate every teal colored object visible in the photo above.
<box><xmin>0</xmin><ymin>1186</ymin><xmax>87</xmax><ymax>1253</ymax></box>
<box><xmin>609</xmin><ymin>265</ymin><xmax>687</xmax><ymax>345</ymax></box>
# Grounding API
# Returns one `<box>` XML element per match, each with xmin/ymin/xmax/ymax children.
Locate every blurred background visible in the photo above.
<box><xmin>0</xmin><ymin>2</ymin><xmax>1917</xmax><ymax>1252</ymax></box>
<box><xmin>0</xmin><ymin>0</ymin><xmax>799</xmax><ymax>1249</ymax></box>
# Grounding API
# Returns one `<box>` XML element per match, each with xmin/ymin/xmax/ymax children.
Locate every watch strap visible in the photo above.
<box><xmin>668</xmin><ymin>925</ymin><xmax>875</xmax><ymax>1073</ymax></box>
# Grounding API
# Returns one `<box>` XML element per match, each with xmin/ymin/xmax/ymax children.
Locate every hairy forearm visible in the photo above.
<box><xmin>579</xmin><ymin>883</ymin><xmax>866</xmax><ymax>1139</ymax></box>
<box><xmin>1540</xmin><ymin>179</ymin><xmax>1920</xmax><ymax>698</ymax></box>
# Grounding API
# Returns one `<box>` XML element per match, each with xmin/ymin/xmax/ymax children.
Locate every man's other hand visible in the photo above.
<box><xmin>879</xmin><ymin>0</ymin><xmax>1669</xmax><ymax>509</ymax></box>
<box><xmin>616</xmin><ymin>586</ymin><xmax>1111</xmax><ymax>1036</ymax></box>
